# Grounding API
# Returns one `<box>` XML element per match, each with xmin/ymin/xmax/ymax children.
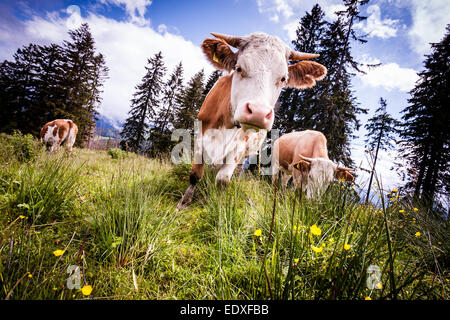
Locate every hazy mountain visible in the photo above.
<box><xmin>95</xmin><ymin>115</ymin><xmax>122</xmax><ymax>138</ymax></box>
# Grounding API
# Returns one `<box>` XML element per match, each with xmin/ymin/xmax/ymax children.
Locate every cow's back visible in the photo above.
<box><xmin>275</xmin><ymin>130</ymin><xmax>328</xmax><ymax>170</ymax></box>
<box><xmin>40</xmin><ymin>119</ymin><xmax>73</xmax><ymax>141</ymax></box>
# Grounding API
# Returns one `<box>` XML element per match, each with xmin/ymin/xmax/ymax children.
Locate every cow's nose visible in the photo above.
<box><xmin>242</xmin><ymin>103</ymin><xmax>273</xmax><ymax>129</ymax></box>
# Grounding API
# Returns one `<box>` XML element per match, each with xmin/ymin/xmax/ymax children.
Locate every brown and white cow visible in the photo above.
<box><xmin>40</xmin><ymin>119</ymin><xmax>78</xmax><ymax>154</ymax></box>
<box><xmin>177</xmin><ymin>32</ymin><xmax>327</xmax><ymax>209</ymax></box>
<box><xmin>272</xmin><ymin>130</ymin><xmax>354</xmax><ymax>198</ymax></box>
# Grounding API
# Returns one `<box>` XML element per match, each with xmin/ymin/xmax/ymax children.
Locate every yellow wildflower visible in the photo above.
<box><xmin>53</xmin><ymin>249</ymin><xmax>65</xmax><ymax>257</ymax></box>
<box><xmin>392</xmin><ymin>189</ymin><xmax>398</xmax><ymax>192</ymax></box>
<box><xmin>344</xmin><ymin>244</ymin><xmax>351</xmax><ymax>251</ymax></box>
<box><xmin>365</xmin><ymin>296</ymin><xmax>372</xmax><ymax>300</ymax></box>
<box><xmin>376</xmin><ymin>283</ymin><xmax>383</xmax><ymax>289</ymax></box>
<box><xmin>19</xmin><ymin>215</ymin><xmax>26</xmax><ymax>219</ymax></box>
<box><xmin>310</xmin><ymin>224</ymin><xmax>322</xmax><ymax>236</ymax></box>
<box><xmin>415</xmin><ymin>232</ymin><xmax>421</xmax><ymax>237</ymax></box>
<box><xmin>399</xmin><ymin>209</ymin><xmax>405</xmax><ymax>213</ymax></box>
<box><xmin>294</xmin><ymin>258</ymin><xmax>299</xmax><ymax>264</ymax></box>
<box><xmin>27</xmin><ymin>272</ymin><xmax>32</xmax><ymax>278</ymax></box>
<box><xmin>81</xmin><ymin>285</ymin><xmax>93</xmax><ymax>296</ymax></box>
<box><xmin>254</xmin><ymin>229</ymin><xmax>262</xmax><ymax>237</ymax></box>
<box><xmin>413</xmin><ymin>207</ymin><xmax>419</xmax><ymax>211</ymax></box>
<box><xmin>311</xmin><ymin>245</ymin><xmax>323</xmax><ymax>253</ymax></box>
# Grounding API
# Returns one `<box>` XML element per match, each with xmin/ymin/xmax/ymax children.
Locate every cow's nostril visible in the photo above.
<box><xmin>265</xmin><ymin>109</ymin><xmax>273</xmax><ymax>120</ymax></box>
<box><xmin>246</xmin><ymin>103</ymin><xmax>253</xmax><ymax>114</ymax></box>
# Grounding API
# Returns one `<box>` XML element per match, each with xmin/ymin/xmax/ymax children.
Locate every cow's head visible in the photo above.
<box><xmin>293</xmin><ymin>154</ymin><xmax>354</xmax><ymax>198</ymax></box>
<box><xmin>202</xmin><ymin>32</ymin><xmax>327</xmax><ymax>131</ymax></box>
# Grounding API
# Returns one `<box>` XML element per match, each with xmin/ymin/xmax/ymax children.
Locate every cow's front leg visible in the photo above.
<box><xmin>281</xmin><ymin>171</ymin><xmax>292</xmax><ymax>187</ymax></box>
<box><xmin>215</xmin><ymin>163</ymin><xmax>239</xmax><ymax>185</ymax></box>
<box><xmin>234</xmin><ymin>162</ymin><xmax>244</xmax><ymax>179</ymax></box>
<box><xmin>177</xmin><ymin>163</ymin><xmax>205</xmax><ymax>210</ymax></box>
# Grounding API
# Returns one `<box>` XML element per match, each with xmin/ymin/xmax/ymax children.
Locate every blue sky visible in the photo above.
<box><xmin>1</xmin><ymin>0</ymin><xmax>449</xmax><ymax>189</ymax></box>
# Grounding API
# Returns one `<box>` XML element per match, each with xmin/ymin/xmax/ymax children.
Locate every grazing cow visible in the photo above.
<box><xmin>177</xmin><ymin>32</ymin><xmax>327</xmax><ymax>209</ymax></box>
<box><xmin>40</xmin><ymin>119</ymin><xmax>78</xmax><ymax>154</ymax></box>
<box><xmin>272</xmin><ymin>130</ymin><xmax>354</xmax><ymax>198</ymax></box>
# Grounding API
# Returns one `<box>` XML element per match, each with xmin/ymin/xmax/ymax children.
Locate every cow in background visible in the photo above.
<box><xmin>177</xmin><ymin>32</ymin><xmax>327</xmax><ymax>209</ymax></box>
<box><xmin>40</xmin><ymin>119</ymin><xmax>78</xmax><ymax>154</ymax></box>
<box><xmin>272</xmin><ymin>130</ymin><xmax>354</xmax><ymax>198</ymax></box>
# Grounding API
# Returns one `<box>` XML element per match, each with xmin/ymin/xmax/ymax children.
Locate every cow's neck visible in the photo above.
<box><xmin>197</xmin><ymin>74</ymin><xmax>234</xmax><ymax>133</ymax></box>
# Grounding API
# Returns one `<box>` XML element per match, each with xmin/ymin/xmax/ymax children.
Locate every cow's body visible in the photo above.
<box><xmin>177</xmin><ymin>32</ymin><xmax>327</xmax><ymax>209</ymax></box>
<box><xmin>272</xmin><ymin>130</ymin><xmax>354</xmax><ymax>198</ymax></box>
<box><xmin>195</xmin><ymin>74</ymin><xmax>267</xmax><ymax>183</ymax></box>
<box><xmin>40</xmin><ymin>119</ymin><xmax>78</xmax><ymax>154</ymax></box>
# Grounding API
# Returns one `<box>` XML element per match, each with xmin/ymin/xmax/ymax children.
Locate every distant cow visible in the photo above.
<box><xmin>272</xmin><ymin>130</ymin><xmax>354</xmax><ymax>198</ymax></box>
<box><xmin>40</xmin><ymin>119</ymin><xmax>78</xmax><ymax>154</ymax></box>
<box><xmin>177</xmin><ymin>32</ymin><xmax>327</xmax><ymax>209</ymax></box>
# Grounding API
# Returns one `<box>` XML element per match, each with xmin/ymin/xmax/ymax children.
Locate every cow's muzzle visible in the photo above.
<box><xmin>238</xmin><ymin>103</ymin><xmax>273</xmax><ymax>130</ymax></box>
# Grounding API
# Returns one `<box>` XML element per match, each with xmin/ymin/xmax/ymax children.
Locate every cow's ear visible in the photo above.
<box><xmin>287</xmin><ymin>61</ymin><xmax>327</xmax><ymax>89</ymax></box>
<box><xmin>201</xmin><ymin>38</ymin><xmax>237</xmax><ymax>72</ymax></box>
<box><xmin>335</xmin><ymin>168</ymin><xmax>354</xmax><ymax>182</ymax></box>
<box><xmin>293</xmin><ymin>160</ymin><xmax>311</xmax><ymax>173</ymax></box>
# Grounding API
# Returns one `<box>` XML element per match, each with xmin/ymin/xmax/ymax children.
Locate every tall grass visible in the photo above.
<box><xmin>0</xmin><ymin>135</ymin><xmax>448</xmax><ymax>300</ymax></box>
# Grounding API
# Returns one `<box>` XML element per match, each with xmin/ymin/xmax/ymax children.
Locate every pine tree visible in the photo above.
<box><xmin>314</xmin><ymin>0</ymin><xmax>369</xmax><ymax>166</ymax></box>
<box><xmin>399</xmin><ymin>25</ymin><xmax>450</xmax><ymax>205</ymax></box>
<box><xmin>274</xmin><ymin>4</ymin><xmax>327</xmax><ymax>134</ymax></box>
<box><xmin>149</xmin><ymin>61</ymin><xmax>184</xmax><ymax>156</ymax></box>
<box><xmin>364</xmin><ymin>98</ymin><xmax>399</xmax><ymax>202</ymax></box>
<box><xmin>33</xmin><ymin>44</ymin><xmax>67</xmax><ymax>129</ymax></box>
<box><xmin>203</xmin><ymin>70</ymin><xmax>222</xmax><ymax>96</ymax></box>
<box><xmin>275</xmin><ymin>2</ymin><xmax>369</xmax><ymax>167</ymax></box>
<box><xmin>63</xmin><ymin>23</ymin><xmax>109</xmax><ymax>146</ymax></box>
<box><xmin>173</xmin><ymin>70</ymin><xmax>205</xmax><ymax>134</ymax></box>
<box><xmin>120</xmin><ymin>51</ymin><xmax>166</xmax><ymax>154</ymax></box>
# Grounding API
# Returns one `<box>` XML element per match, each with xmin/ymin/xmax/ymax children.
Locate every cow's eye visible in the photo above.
<box><xmin>236</xmin><ymin>66</ymin><xmax>242</xmax><ymax>73</ymax></box>
<box><xmin>281</xmin><ymin>76</ymin><xmax>286</xmax><ymax>82</ymax></box>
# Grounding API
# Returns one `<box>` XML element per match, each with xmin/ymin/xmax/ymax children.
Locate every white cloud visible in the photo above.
<box><xmin>256</xmin><ymin>0</ymin><xmax>294</xmax><ymax>20</ymax></box>
<box><xmin>408</xmin><ymin>0</ymin><xmax>450</xmax><ymax>56</ymax></box>
<box><xmin>355</xmin><ymin>5</ymin><xmax>400</xmax><ymax>39</ymax></box>
<box><xmin>99</xmin><ymin>0</ymin><xmax>152</xmax><ymax>26</ymax></box>
<box><xmin>257</xmin><ymin>0</ymin><xmax>346</xmax><ymax>39</ymax></box>
<box><xmin>282</xmin><ymin>20</ymin><xmax>297</xmax><ymax>41</ymax></box>
<box><xmin>1</xmin><ymin>6</ymin><xmax>214</xmax><ymax>123</ymax></box>
<box><xmin>323</xmin><ymin>4</ymin><xmax>346</xmax><ymax>20</ymax></box>
<box><xmin>357</xmin><ymin>56</ymin><xmax>419</xmax><ymax>92</ymax></box>
<box><xmin>269</xmin><ymin>14</ymin><xmax>279</xmax><ymax>23</ymax></box>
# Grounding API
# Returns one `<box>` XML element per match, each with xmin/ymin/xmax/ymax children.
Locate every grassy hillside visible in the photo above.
<box><xmin>0</xmin><ymin>133</ymin><xmax>448</xmax><ymax>300</ymax></box>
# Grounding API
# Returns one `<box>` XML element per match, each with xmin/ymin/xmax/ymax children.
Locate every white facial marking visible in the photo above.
<box><xmin>230</xmin><ymin>34</ymin><xmax>289</xmax><ymax>130</ymax></box>
<box><xmin>304</xmin><ymin>158</ymin><xmax>336</xmax><ymax>198</ymax></box>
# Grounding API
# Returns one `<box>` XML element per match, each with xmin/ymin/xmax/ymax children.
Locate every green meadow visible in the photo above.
<box><xmin>0</xmin><ymin>133</ymin><xmax>448</xmax><ymax>300</ymax></box>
